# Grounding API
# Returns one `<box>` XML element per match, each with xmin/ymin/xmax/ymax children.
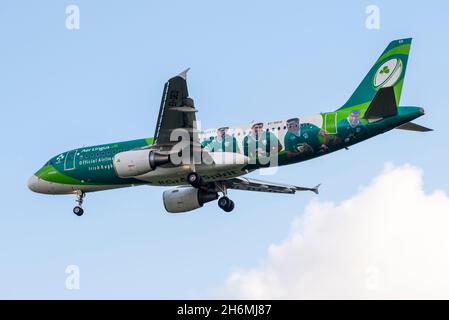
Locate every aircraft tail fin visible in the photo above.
<box><xmin>338</xmin><ymin>38</ymin><xmax>412</xmax><ymax>111</ymax></box>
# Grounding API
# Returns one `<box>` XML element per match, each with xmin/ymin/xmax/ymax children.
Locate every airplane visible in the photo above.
<box><xmin>28</xmin><ymin>38</ymin><xmax>431</xmax><ymax>216</ymax></box>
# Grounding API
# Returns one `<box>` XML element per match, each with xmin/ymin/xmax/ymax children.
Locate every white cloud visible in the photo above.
<box><xmin>222</xmin><ymin>164</ymin><xmax>449</xmax><ymax>299</ymax></box>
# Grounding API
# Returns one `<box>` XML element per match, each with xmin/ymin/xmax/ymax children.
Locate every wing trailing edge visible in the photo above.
<box><xmin>224</xmin><ymin>177</ymin><xmax>320</xmax><ymax>195</ymax></box>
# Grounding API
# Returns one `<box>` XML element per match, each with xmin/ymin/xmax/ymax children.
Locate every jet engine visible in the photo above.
<box><xmin>113</xmin><ymin>149</ymin><xmax>170</xmax><ymax>178</ymax></box>
<box><xmin>163</xmin><ymin>186</ymin><xmax>218</xmax><ymax>213</ymax></box>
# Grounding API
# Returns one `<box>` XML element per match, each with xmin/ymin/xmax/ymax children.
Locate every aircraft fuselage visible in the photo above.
<box><xmin>28</xmin><ymin>106</ymin><xmax>424</xmax><ymax>195</ymax></box>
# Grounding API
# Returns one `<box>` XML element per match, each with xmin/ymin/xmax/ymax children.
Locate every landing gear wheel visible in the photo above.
<box><xmin>73</xmin><ymin>206</ymin><xmax>84</xmax><ymax>216</ymax></box>
<box><xmin>218</xmin><ymin>196</ymin><xmax>234</xmax><ymax>212</ymax></box>
<box><xmin>228</xmin><ymin>200</ymin><xmax>235</xmax><ymax>212</ymax></box>
<box><xmin>187</xmin><ymin>172</ymin><xmax>202</xmax><ymax>188</ymax></box>
<box><xmin>73</xmin><ymin>191</ymin><xmax>85</xmax><ymax>216</ymax></box>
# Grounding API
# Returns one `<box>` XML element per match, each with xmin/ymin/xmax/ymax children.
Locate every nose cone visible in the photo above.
<box><xmin>27</xmin><ymin>175</ymin><xmax>41</xmax><ymax>193</ymax></box>
<box><xmin>28</xmin><ymin>165</ymin><xmax>75</xmax><ymax>194</ymax></box>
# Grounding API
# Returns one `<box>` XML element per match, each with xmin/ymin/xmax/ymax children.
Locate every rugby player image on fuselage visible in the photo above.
<box><xmin>284</xmin><ymin>118</ymin><xmax>329</xmax><ymax>157</ymax></box>
<box><xmin>207</xmin><ymin>127</ymin><xmax>239</xmax><ymax>153</ymax></box>
<box><xmin>334</xmin><ymin>110</ymin><xmax>368</xmax><ymax>145</ymax></box>
<box><xmin>243</xmin><ymin>122</ymin><xmax>282</xmax><ymax>160</ymax></box>
<box><xmin>201</xmin><ymin>136</ymin><xmax>214</xmax><ymax>149</ymax></box>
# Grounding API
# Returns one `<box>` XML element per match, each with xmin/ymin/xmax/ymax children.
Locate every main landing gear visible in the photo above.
<box><xmin>73</xmin><ymin>191</ymin><xmax>85</xmax><ymax>216</ymax></box>
<box><xmin>187</xmin><ymin>172</ymin><xmax>235</xmax><ymax>213</ymax></box>
<box><xmin>187</xmin><ymin>172</ymin><xmax>203</xmax><ymax>188</ymax></box>
<box><xmin>218</xmin><ymin>196</ymin><xmax>235</xmax><ymax>213</ymax></box>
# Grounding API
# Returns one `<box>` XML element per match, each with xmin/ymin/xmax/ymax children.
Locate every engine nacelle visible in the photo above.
<box><xmin>113</xmin><ymin>149</ymin><xmax>170</xmax><ymax>178</ymax></box>
<box><xmin>163</xmin><ymin>186</ymin><xmax>218</xmax><ymax>213</ymax></box>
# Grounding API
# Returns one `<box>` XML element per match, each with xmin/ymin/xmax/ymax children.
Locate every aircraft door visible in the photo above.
<box><xmin>64</xmin><ymin>149</ymin><xmax>78</xmax><ymax>171</ymax></box>
<box><xmin>324</xmin><ymin>112</ymin><xmax>338</xmax><ymax>134</ymax></box>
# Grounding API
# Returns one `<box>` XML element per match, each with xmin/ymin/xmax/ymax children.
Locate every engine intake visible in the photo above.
<box><xmin>113</xmin><ymin>149</ymin><xmax>170</xmax><ymax>178</ymax></box>
<box><xmin>163</xmin><ymin>187</ymin><xmax>218</xmax><ymax>213</ymax></box>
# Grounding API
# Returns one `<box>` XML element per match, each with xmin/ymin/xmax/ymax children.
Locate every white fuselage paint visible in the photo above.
<box><xmin>27</xmin><ymin>175</ymin><xmax>133</xmax><ymax>195</ymax></box>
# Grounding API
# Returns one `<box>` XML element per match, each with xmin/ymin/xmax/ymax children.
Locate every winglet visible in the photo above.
<box><xmin>177</xmin><ymin>68</ymin><xmax>190</xmax><ymax>80</ymax></box>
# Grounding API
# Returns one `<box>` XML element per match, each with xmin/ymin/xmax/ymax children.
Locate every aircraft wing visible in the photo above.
<box><xmin>223</xmin><ymin>177</ymin><xmax>320</xmax><ymax>194</ymax></box>
<box><xmin>153</xmin><ymin>69</ymin><xmax>198</xmax><ymax>148</ymax></box>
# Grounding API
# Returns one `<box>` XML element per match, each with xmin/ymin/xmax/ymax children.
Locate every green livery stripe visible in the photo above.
<box><xmin>324</xmin><ymin>113</ymin><xmax>337</xmax><ymax>134</ymax></box>
<box><xmin>336</xmin><ymin>101</ymin><xmax>371</xmax><ymax>114</ymax></box>
<box><xmin>36</xmin><ymin>164</ymin><xmax>100</xmax><ymax>185</ymax></box>
<box><xmin>394</xmin><ymin>79</ymin><xmax>404</xmax><ymax>105</ymax></box>
<box><xmin>376</xmin><ymin>44</ymin><xmax>411</xmax><ymax>63</ymax></box>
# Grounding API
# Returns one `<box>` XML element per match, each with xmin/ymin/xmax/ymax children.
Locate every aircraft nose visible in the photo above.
<box><xmin>27</xmin><ymin>175</ymin><xmax>40</xmax><ymax>193</ymax></box>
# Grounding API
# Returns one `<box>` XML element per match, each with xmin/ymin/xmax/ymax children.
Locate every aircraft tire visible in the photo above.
<box><xmin>218</xmin><ymin>197</ymin><xmax>234</xmax><ymax>212</ymax></box>
<box><xmin>187</xmin><ymin>172</ymin><xmax>202</xmax><ymax>188</ymax></box>
<box><xmin>73</xmin><ymin>206</ymin><xmax>84</xmax><ymax>216</ymax></box>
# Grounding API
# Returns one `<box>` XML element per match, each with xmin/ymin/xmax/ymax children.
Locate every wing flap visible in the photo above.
<box><xmin>224</xmin><ymin>177</ymin><xmax>320</xmax><ymax>194</ymax></box>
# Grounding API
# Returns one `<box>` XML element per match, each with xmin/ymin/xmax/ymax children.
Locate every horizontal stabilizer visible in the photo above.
<box><xmin>364</xmin><ymin>87</ymin><xmax>398</xmax><ymax>119</ymax></box>
<box><xmin>396</xmin><ymin>122</ymin><xmax>433</xmax><ymax>132</ymax></box>
<box><xmin>311</xmin><ymin>184</ymin><xmax>320</xmax><ymax>195</ymax></box>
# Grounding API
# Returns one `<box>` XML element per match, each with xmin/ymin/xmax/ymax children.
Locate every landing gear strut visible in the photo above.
<box><xmin>216</xmin><ymin>183</ymin><xmax>235</xmax><ymax>213</ymax></box>
<box><xmin>187</xmin><ymin>173</ymin><xmax>235</xmax><ymax>212</ymax></box>
<box><xmin>73</xmin><ymin>191</ymin><xmax>85</xmax><ymax>216</ymax></box>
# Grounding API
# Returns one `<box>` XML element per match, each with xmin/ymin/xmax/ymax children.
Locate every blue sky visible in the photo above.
<box><xmin>0</xmin><ymin>0</ymin><xmax>448</xmax><ymax>298</ymax></box>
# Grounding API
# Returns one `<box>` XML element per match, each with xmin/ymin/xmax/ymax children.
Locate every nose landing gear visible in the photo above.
<box><xmin>73</xmin><ymin>191</ymin><xmax>85</xmax><ymax>216</ymax></box>
<box><xmin>73</xmin><ymin>206</ymin><xmax>83</xmax><ymax>216</ymax></box>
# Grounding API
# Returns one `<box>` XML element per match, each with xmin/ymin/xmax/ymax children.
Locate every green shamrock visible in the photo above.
<box><xmin>380</xmin><ymin>66</ymin><xmax>390</xmax><ymax>75</ymax></box>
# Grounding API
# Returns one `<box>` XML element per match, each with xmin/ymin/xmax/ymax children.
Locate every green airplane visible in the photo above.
<box><xmin>28</xmin><ymin>38</ymin><xmax>431</xmax><ymax>216</ymax></box>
